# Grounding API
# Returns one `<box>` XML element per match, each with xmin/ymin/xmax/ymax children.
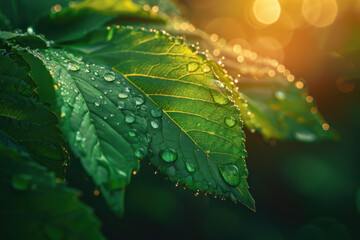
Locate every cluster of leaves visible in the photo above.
<box><xmin>0</xmin><ymin>0</ymin><xmax>335</xmax><ymax>238</ymax></box>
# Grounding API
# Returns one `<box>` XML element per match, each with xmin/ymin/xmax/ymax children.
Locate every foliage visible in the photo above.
<box><xmin>0</xmin><ymin>0</ymin><xmax>335</xmax><ymax>238</ymax></box>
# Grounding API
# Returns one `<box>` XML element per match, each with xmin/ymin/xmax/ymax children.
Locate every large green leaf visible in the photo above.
<box><xmin>148</xmin><ymin>21</ymin><xmax>336</xmax><ymax>141</ymax></box>
<box><xmin>33</xmin><ymin>0</ymin><xmax>167</xmax><ymax>43</ymax></box>
<box><xmin>66</xmin><ymin>26</ymin><xmax>254</xmax><ymax>209</ymax></box>
<box><xmin>38</xmin><ymin>48</ymin><xmax>151</xmax><ymax>216</ymax></box>
<box><xmin>0</xmin><ymin>52</ymin><xmax>68</xmax><ymax>177</ymax></box>
<box><xmin>0</xmin><ymin>0</ymin><xmax>72</xmax><ymax>30</ymax></box>
<box><xmin>0</xmin><ymin>144</ymin><xmax>104</xmax><ymax>240</ymax></box>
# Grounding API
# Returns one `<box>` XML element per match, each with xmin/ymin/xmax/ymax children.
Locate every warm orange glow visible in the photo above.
<box><xmin>253</xmin><ymin>0</ymin><xmax>281</xmax><ymax>25</ymax></box>
<box><xmin>302</xmin><ymin>0</ymin><xmax>338</xmax><ymax>28</ymax></box>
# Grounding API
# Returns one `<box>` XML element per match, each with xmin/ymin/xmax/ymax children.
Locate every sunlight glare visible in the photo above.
<box><xmin>253</xmin><ymin>0</ymin><xmax>282</xmax><ymax>25</ymax></box>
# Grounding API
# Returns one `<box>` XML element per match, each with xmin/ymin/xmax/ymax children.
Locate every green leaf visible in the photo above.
<box><xmin>0</xmin><ymin>144</ymin><xmax>105</xmax><ymax>240</ymax></box>
<box><xmin>0</xmin><ymin>31</ymin><xmax>57</xmax><ymax>108</ymax></box>
<box><xmin>37</xmin><ymin>48</ymin><xmax>151</xmax><ymax>216</ymax></box>
<box><xmin>0</xmin><ymin>0</ymin><xmax>72</xmax><ymax>30</ymax></box>
<box><xmin>66</xmin><ymin>26</ymin><xmax>254</xmax><ymax>209</ymax></box>
<box><xmin>33</xmin><ymin>0</ymin><xmax>166</xmax><ymax>43</ymax></box>
<box><xmin>0</xmin><ymin>52</ymin><xmax>68</xmax><ymax>176</ymax></box>
<box><xmin>154</xmin><ymin>22</ymin><xmax>336</xmax><ymax>141</ymax></box>
<box><xmin>132</xmin><ymin>0</ymin><xmax>183</xmax><ymax>16</ymax></box>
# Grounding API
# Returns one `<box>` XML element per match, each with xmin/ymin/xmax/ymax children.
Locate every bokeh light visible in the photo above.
<box><xmin>253</xmin><ymin>0</ymin><xmax>281</xmax><ymax>25</ymax></box>
<box><xmin>302</xmin><ymin>0</ymin><xmax>338</xmax><ymax>28</ymax></box>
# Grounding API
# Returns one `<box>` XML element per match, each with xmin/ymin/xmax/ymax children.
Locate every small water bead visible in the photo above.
<box><xmin>68</xmin><ymin>63</ymin><xmax>80</xmax><ymax>71</ymax></box>
<box><xmin>135</xmin><ymin>148</ymin><xmax>146</xmax><ymax>158</ymax></box>
<box><xmin>187</xmin><ymin>62</ymin><xmax>199</xmax><ymax>72</ymax></box>
<box><xmin>274</xmin><ymin>91</ymin><xmax>286</xmax><ymax>100</ymax></box>
<box><xmin>94</xmin><ymin>101</ymin><xmax>101</xmax><ymax>107</ymax></box>
<box><xmin>118</xmin><ymin>101</ymin><xmax>125</xmax><ymax>109</ymax></box>
<box><xmin>94</xmin><ymin>71</ymin><xmax>99</xmax><ymax>76</ymax></box>
<box><xmin>118</xmin><ymin>91</ymin><xmax>129</xmax><ymax>99</ymax></box>
<box><xmin>210</xmin><ymin>89</ymin><xmax>230</xmax><ymax>105</ymax></box>
<box><xmin>151</xmin><ymin>120</ymin><xmax>159</xmax><ymax>129</ymax></box>
<box><xmin>124</xmin><ymin>87</ymin><xmax>131</xmax><ymax>93</ymax></box>
<box><xmin>186</xmin><ymin>162</ymin><xmax>196</xmax><ymax>173</ymax></box>
<box><xmin>12</xmin><ymin>174</ymin><xmax>32</xmax><ymax>190</ymax></box>
<box><xmin>103</xmin><ymin>72</ymin><xmax>116</xmax><ymax>82</ymax></box>
<box><xmin>75</xmin><ymin>131</ymin><xmax>82</xmax><ymax>141</ymax></box>
<box><xmin>219</xmin><ymin>164</ymin><xmax>241</xmax><ymax>187</ymax></box>
<box><xmin>146</xmin><ymin>133</ymin><xmax>152</xmax><ymax>143</ymax></box>
<box><xmin>133</xmin><ymin>95</ymin><xmax>145</xmax><ymax>105</ymax></box>
<box><xmin>85</xmin><ymin>69</ymin><xmax>90</xmax><ymax>73</ymax></box>
<box><xmin>202</xmin><ymin>64</ymin><xmax>211</xmax><ymax>73</ymax></box>
<box><xmin>294</xmin><ymin>131</ymin><xmax>316</xmax><ymax>142</ymax></box>
<box><xmin>125</xmin><ymin>114</ymin><xmax>135</xmax><ymax>123</ymax></box>
<box><xmin>150</xmin><ymin>107</ymin><xmax>162</xmax><ymax>118</ymax></box>
<box><xmin>160</xmin><ymin>148</ymin><xmax>178</xmax><ymax>162</ymax></box>
<box><xmin>224</xmin><ymin>116</ymin><xmax>237</xmax><ymax>127</ymax></box>
<box><xmin>128</xmin><ymin>131</ymin><xmax>136</xmax><ymax>137</ymax></box>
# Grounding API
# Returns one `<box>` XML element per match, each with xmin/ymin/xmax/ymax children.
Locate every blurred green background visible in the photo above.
<box><xmin>67</xmin><ymin>0</ymin><xmax>360</xmax><ymax>239</ymax></box>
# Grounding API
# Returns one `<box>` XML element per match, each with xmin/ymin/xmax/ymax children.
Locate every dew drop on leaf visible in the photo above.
<box><xmin>294</xmin><ymin>131</ymin><xmax>316</xmax><ymax>142</ymax></box>
<box><xmin>12</xmin><ymin>174</ymin><xmax>32</xmax><ymax>190</ymax></box>
<box><xmin>117</xmin><ymin>101</ymin><xmax>125</xmax><ymax>109</ymax></box>
<box><xmin>274</xmin><ymin>91</ymin><xmax>286</xmax><ymax>100</ymax></box>
<box><xmin>135</xmin><ymin>148</ymin><xmax>146</xmax><ymax>158</ymax></box>
<box><xmin>94</xmin><ymin>101</ymin><xmax>100</xmax><ymax>107</ymax></box>
<box><xmin>187</xmin><ymin>62</ymin><xmax>199</xmax><ymax>72</ymax></box>
<box><xmin>210</xmin><ymin>89</ymin><xmax>230</xmax><ymax>105</ymax></box>
<box><xmin>68</xmin><ymin>63</ymin><xmax>80</xmax><ymax>71</ymax></box>
<box><xmin>133</xmin><ymin>95</ymin><xmax>145</xmax><ymax>105</ymax></box>
<box><xmin>150</xmin><ymin>107</ymin><xmax>162</xmax><ymax>117</ymax></box>
<box><xmin>224</xmin><ymin>116</ymin><xmax>237</xmax><ymax>127</ymax></box>
<box><xmin>118</xmin><ymin>91</ymin><xmax>129</xmax><ymax>99</ymax></box>
<box><xmin>128</xmin><ymin>130</ymin><xmax>136</xmax><ymax>137</ymax></box>
<box><xmin>151</xmin><ymin>120</ymin><xmax>159</xmax><ymax>129</ymax></box>
<box><xmin>202</xmin><ymin>64</ymin><xmax>211</xmax><ymax>73</ymax></box>
<box><xmin>161</xmin><ymin>148</ymin><xmax>178</xmax><ymax>162</ymax></box>
<box><xmin>125</xmin><ymin>114</ymin><xmax>135</xmax><ymax>124</ymax></box>
<box><xmin>186</xmin><ymin>162</ymin><xmax>196</xmax><ymax>173</ymax></box>
<box><xmin>103</xmin><ymin>72</ymin><xmax>116</xmax><ymax>82</ymax></box>
<box><xmin>219</xmin><ymin>164</ymin><xmax>241</xmax><ymax>187</ymax></box>
<box><xmin>146</xmin><ymin>133</ymin><xmax>152</xmax><ymax>143</ymax></box>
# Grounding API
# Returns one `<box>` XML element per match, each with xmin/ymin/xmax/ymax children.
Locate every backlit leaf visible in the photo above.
<box><xmin>66</xmin><ymin>26</ymin><xmax>254</xmax><ymax>209</ymax></box>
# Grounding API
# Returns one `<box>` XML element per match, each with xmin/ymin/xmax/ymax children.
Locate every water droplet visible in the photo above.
<box><xmin>202</xmin><ymin>64</ymin><xmax>211</xmax><ymax>73</ymax></box>
<box><xmin>219</xmin><ymin>164</ymin><xmax>240</xmax><ymax>187</ymax></box>
<box><xmin>151</xmin><ymin>120</ymin><xmax>159</xmax><ymax>129</ymax></box>
<box><xmin>186</xmin><ymin>162</ymin><xmax>196</xmax><ymax>173</ymax></box>
<box><xmin>68</xmin><ymin>63</ymin><xmax>80</xmax><ymax>71</ymax></box>
<box><xmin>129</xmin><ymin>131</ymin><xmax>136</xmax><ymax>137</ymax></box>
<box><xmin>135</xmin><ymin>148</ymin><xmax>146</xmax><ymax>158</ymax></box>
<box><xmin>12</xmin><ymin>174</ymin><xmax>32</xmax><ymax>190</ymax></box>
<box><xmin>187</xmin><ymin>62</ymin><xmax>199</xmax><ymax>72</ymax></box>
<box><xmin>94</xmin><ymin>71</ymin><xmax>99</xmax><ymax>76</ymax></box>
<box><xmin>160</xmin><ymin>148</ymin><xmax>178</xmax><ymax>162</ymax></box>
<box><xmin>210</xmin><ymin>89</ymin><xmax>230</xmax><ymax>105</ymax></box>
<box><xmin>294</xmin><ymin>131</ymin><xmax>316</xmax><ymax>142</ymax></box>
<box><xmin>146</xmin><ymin>133</ymin><xmax>152</xmax><ymax>142</ymax></box>
<box><xmin>274</xmin><ymin>91</ymin><xmax>286</xmax><ymax>100</ymax></box>
<box><xmin>224</xmin><ymin>116</ymin><xmax>237</xmax><ymax>127</ymax></box>
<box><xmin>150</xmin><ymin>107</ymin><xmax>162</xmax><ymax>118</ymax></box>
<box><xmin>118</xmin><ymin>101</ymin><xmax>125</xmax><ymax>109</ymax></box>
<box><xmin>94</xmin><ymin>101</ymin><xmax>100</xmax><ymax>107</ymax></box>
<box><xmin>103</xmin><ymin>72</ymin><xmax>116</xmax><ymax>82</ymax></box>
<box><xmin>75</xmin><ymin>131</ymin><xmax>82</xmax><ymax>141</ymax></box>
<box><xmin>118</xmin><ymin>91</ymin><xmax>129</xmax><ymax>99</ymax></box>
<box><xmin>125</xmin><ymin>114</ymin><xmax>135</xmax><ymax>124</ymax></box>
<box><xmin>133</xmin><ymin>95</ymin><xmax>145</xmax><ymax>105</ymax></box>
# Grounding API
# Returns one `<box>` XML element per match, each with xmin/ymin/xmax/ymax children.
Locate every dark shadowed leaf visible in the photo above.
<box><xmin>0</xmin><ymin>144</ymin><xmax>104</xmax><ymax>240</ymax></box>
<box><xmin>0</xmin><ymin>52</ymin><xmax>68</xmax><ymax>176</ymax></box>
